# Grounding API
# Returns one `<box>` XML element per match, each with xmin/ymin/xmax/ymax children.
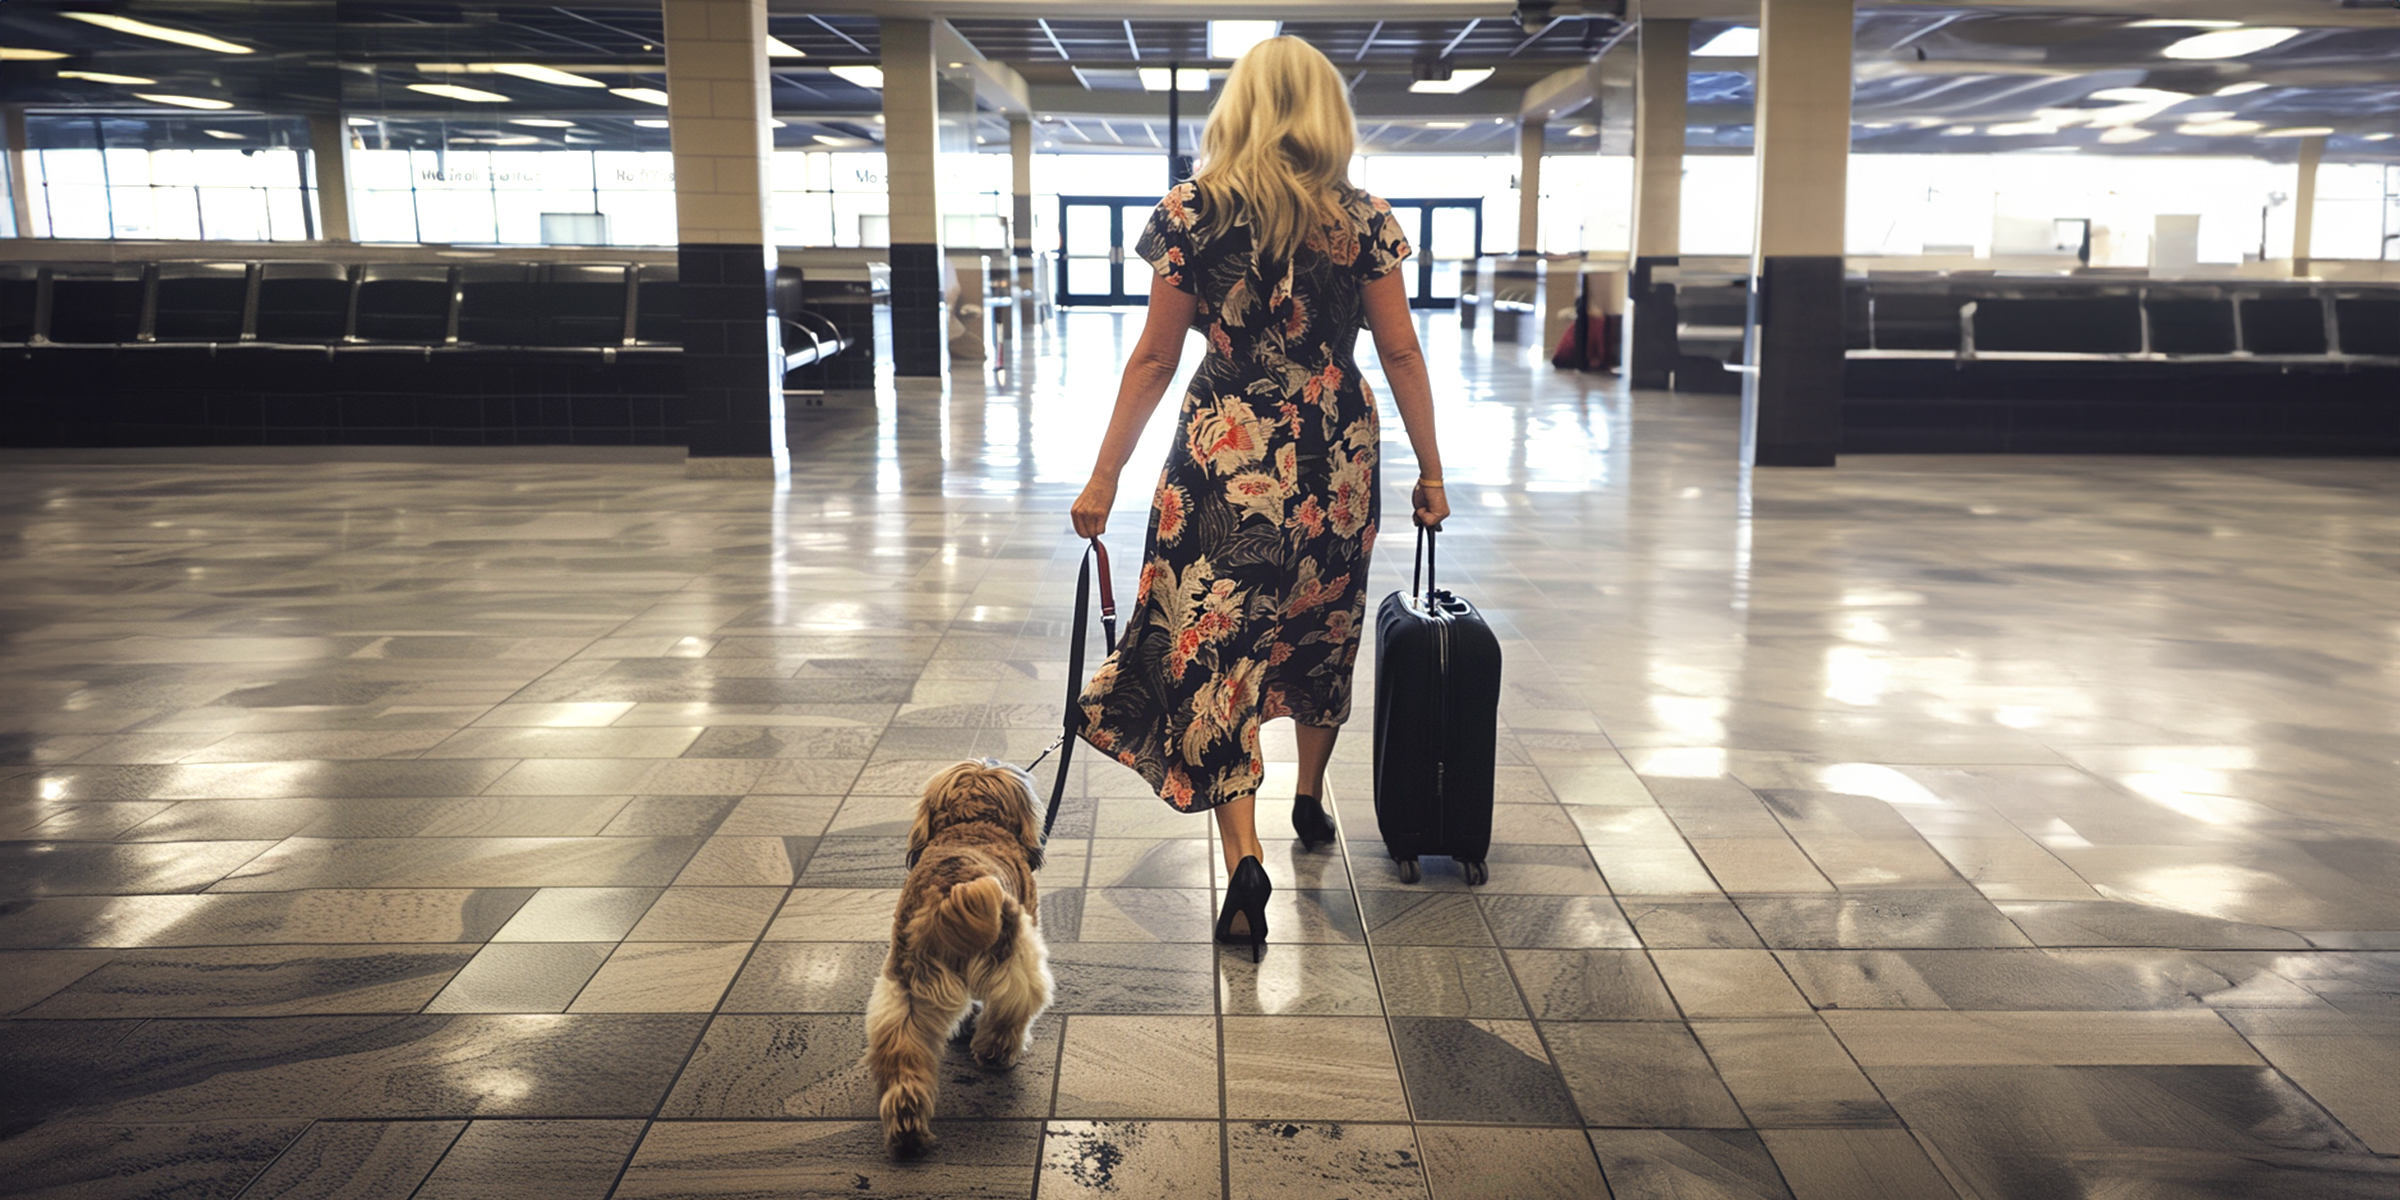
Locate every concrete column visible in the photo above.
<box><xmin>4</xmin><ymin>107</ymin><xmax>33</xmax><ymax>238</ymax></box>
<box><xmin>305</xmin><ymin>113</ymin><xmax>353</xmax><ymax>243</ymax></box>
<box><xmin>1625</xmin><ymin>18</ymin><xmax>1689</xmax><ymax>388</ymax></box>
<box><xmin>2292</xmin><ymin>134</ymin><xmax>2324</xmax><ymax>277</ymax></box>
<box><xmin>882</xmin><ymin>17</ymin><xmax>945</xmax><ymax>378</ymax></box>
<box><xmin>1744</xmin><ymin>0</ymin><xmax>1853</xmax><ymax>468</ymax></box>
<box><xmin>1010</xmin><ymin>114</ymin><xmax>1035</xmax><ymax>319</ymax></box>
<box><xmin>664</xmin><ymin>0</ymin><xmax>782</xmax><ymax>468</ymax></box>
<box><xmin>1516</xmin><ymin>116</ymin><xmax>1544</xmax><ymax>255</ymax></box>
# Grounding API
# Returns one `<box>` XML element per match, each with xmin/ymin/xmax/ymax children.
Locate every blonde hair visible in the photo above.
<box><xmin>1193</xmin><ymin>35</ymin><xmax>1357</xmax><ymax>271</ymax></box>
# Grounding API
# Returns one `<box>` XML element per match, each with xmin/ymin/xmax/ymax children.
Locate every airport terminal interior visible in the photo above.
<box><xmin>2</xmin><ymin>1</ymin><xmax>2398</xmax><ymax>1197</ymax></box>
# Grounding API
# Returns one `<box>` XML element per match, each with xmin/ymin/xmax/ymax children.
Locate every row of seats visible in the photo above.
<box><xmin>0</xmin><ymin>260</ymin><xmax>853</xmax><ymax>371</ymax></box>
<box><xmin>1671</xmin><ymin>278</ymin><xmax>2400</xmax><ymax>362</ymax></box>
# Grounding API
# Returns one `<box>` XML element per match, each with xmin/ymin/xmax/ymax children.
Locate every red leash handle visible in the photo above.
<box><xmin>1089</xmin><ymin>537</ymin><xmax>1117</xmax><ymax>649</ymax></box>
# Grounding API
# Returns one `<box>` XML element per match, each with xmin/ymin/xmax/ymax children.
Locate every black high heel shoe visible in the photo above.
<box><xmin>1292</xmin><ymin>794</ymin><xmax>1337</xmax><ymax>852</ymax></box>
<box><xmin>1215</xmin><ymin>855</ymin><xmax>1272</xmax><ymax>963</ymax></box>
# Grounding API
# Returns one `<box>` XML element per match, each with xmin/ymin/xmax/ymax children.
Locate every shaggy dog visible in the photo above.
<box><xmin>864</xmin><ymin>760</ymin><xmax>1055</xmax><ymax>1156</ymax></box>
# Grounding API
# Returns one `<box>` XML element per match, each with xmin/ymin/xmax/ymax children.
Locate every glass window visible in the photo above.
<box><xmin>19</xmin><ymin>115</ymin><xmax>316</xmax><ymax>241</ymax></box>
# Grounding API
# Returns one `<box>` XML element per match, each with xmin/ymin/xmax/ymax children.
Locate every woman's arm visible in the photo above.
<box><xmin>1072</xmin><ymin>274</ymin><xmax>1199</xmax><ymax>538</ymax></box>
<box><xmin>1360</xmin><ymin>270</ymin><xmax>1448</xmax><ymax>530</ymax></box>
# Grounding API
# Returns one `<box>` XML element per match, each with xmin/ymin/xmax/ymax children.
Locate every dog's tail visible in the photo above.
<box><xmin>923</xmin><ymin>876</ymin><xmax>1007</xmax><ymax>964</ymax></box>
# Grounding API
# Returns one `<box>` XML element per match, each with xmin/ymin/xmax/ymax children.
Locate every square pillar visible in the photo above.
<box><xmin>306</xmin><ymin>113</ymin><xmax>354</xmax><ymax>243</ymax></box>
<box><xmin>1626</xmin><ymin>19</ymin><xmax>1689</xmax><ymax>389</ymax></box>
<box><xmin>1010</xmin><ymin>115</ymin><xmax>1035</xmax><ymax>319</ymax></box>
<box><xmin>2293</xmin><ymin>134</ymin><xmax>2324</xmax><ymax>276</ymax></box>
<box><xmin>1744</xmin><ymin>0</ymin><xmax>1853</xmax><ymax>468</ymax></box>
<box><xmin>665</xmin><ymin>0</ymin><xmax>782</xmax><ymax>467</ymax></box>
<box><xmin>1516</xmin><ymin>116</ymin><xmax>1545</xmax><ymax>256</ymax></box>
<box><xmin>4</xmin><ymin>107</ymin><xmax>33</xmax><ymax>239</ymax></box>
<box><xmin>882</xmin><ymin>17</ymin><xmax>946</xmax><ymax>378</ymax></box>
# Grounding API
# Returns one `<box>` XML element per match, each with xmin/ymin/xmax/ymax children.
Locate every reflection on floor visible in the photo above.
<box><xmin>2</xmin><ymin>309</ymin><xmax>2399</xmax><ymax>1199</ymax></box>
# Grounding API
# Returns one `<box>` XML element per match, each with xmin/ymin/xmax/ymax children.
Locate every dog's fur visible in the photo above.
<box><xmin>864</xmin><ymin>761</ymin><xmax>1054</xmax><ymax>1157</ymax></box>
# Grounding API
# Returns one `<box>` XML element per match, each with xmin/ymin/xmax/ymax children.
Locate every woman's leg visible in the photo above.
<box><xmin>1295</xmin><ymin>722</ymin><xmax>1339</xmax><ymax>798</ymax></box>
<box><xmin>1213</xmin><ymin>793</ymin><xmax>1264</xmax><ymax>872</ymax></box>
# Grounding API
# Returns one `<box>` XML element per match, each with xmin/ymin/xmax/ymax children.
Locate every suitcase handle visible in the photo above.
<box><xmin>1412</xmin><ymin>527</ymin><xmax>1437</xmax><ymax>600</ymax></box>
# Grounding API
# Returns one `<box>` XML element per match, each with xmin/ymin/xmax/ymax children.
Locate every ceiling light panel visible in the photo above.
<box><xmin>58</xmin><ymin>70</ymin><xmax>155</xmax><ymax>84</ymax></box>
<box><xmin>767</xmin><ymin>37</ymin><xmax>807</xmax><ymax>58</ymax></box>
<box><xmin>1138</xmin><ymin>67</ymin><xmax>1211</xmax><ymax>92</ymax></box>
<box><xmin>1208</xmin><ymin>20</ymin><xmax>1279</xmax><ymax>60</ymax></box>
<box><xmin>489</xmin><ymin>63</ymin><xmax>605</xmax><ymax>88</ymax></box>
<box><xmin>61</xmin><ymin>12</ymin><xmax>251</xmax><ymax>54</ymax></box>
<box><xmin>610</xmin><ymin>87</ymin><xmax>672</xmax><ymax>105</ymax></box>
<box><xmin>135</xmin><ymin>93</ymin><xmax>235</xmax><ymax>110</ymax></box>
<box><xmin>829</xmin><ymin>65</ymin><xmax>883</xmax><ymax>89</ymax></box>
<box><xmin>1695</xmin><ymin>27</ymin><xmax>1758</xmax><ymax>57</ymax></box>
<box><xmin>1409</xmin><ymin>68</ymin><xmax>1494</xmax><ymax>95</ymax></box>
<box><xmin>410</xmin><ymin>83</ymin><xmax>512</xmax><ymax>103</ymax></box>
<box><xmin>0</xmin><ymin>46</ymin><xmax>69</xmax><ymax>60</ymax></box>
<box><xmin>2163</xmin><ymin>28</ymin><xmax>2301</xmax><ymax>60</ymax></box>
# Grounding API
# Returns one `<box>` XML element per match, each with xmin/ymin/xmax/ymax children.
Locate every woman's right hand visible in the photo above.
<box><xmin>1412</xmin><ymin>481</ymin><xmax>1449</xmax><ymax>531</ymax></box>
<box><xmin>1072</xmin><ymin>476</ymin><xmax>1116</xmax><ymax>539</ymax></box>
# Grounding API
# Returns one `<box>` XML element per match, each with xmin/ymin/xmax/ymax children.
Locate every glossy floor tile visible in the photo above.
<box><xmin>4</xmin><ymin>309</ymin><xmax>2399</xmax><ymax>1195</ymax></box>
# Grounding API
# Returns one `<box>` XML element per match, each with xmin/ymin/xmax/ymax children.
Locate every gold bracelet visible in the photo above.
<box><xmin>1417</xmin><ymin>479</ymin><xmax>1444</xmax><ymax>488</ymax></box>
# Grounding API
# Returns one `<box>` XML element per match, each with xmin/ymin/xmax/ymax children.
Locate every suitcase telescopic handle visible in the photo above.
<box><xmin>1413</xmin><ymin>527</ymin><xmax>1437</xmax><ymax>600</ymax></box>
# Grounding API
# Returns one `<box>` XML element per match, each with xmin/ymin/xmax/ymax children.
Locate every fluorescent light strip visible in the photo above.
<box><xmin>611</xmin><ymin>87</ymin><xmax>671</xmax><ymax>105</ymax></box>
<box><xmin>829</xmin><ymin>65</ymin><xmax>883</xmax><ymax>89</ymax></box>
<box><xmin>2214</xmin><ymin>81</ymin><xmax>2268</xmax><ymax>96</ymax></box>
<box><xmin>489</xmin><ymin>63</ymin><xmax>605</xmax><ymax>88</ymax></box>
<box><xmin>634</xmin><ymin>119</ymin><xmax>671</xmax><ymax>128</ymax></box>
<box><xmin>135</xmin><ymin>93</ymin><xmax>235</xmax><ymax>110</ymax></box>
<box><xmin>58</xmin><ymin>70</ymin><xmax>155</xmax><ymax>84</ymax></box>
<box><xmin>410</xmin><ymin>83</ymin><xmax>512</xmax><ymax>103</ymax></box>
<box><xmin>0</xmin><ymin>46</ymin><xmax>69</xmax><ymax>61</ymax></box>
<box><xmin>2260</xmin><ymin>126</ymin><xmax>2334</xmax><ymax>138</ymax></box>
<box><xmin>767</xmin><ymin>36</ymin><xmax>806</xmax><ymax>58</ymax></box>
<box><xmin>61</xmin><ymin>12</ymin><xmax>250</xmax><ymax>54</ymax></box>
<box><xmin>1409</xmin><ymin>68</ymin><xmax>1494</xmax><ymax>95</ymax></box>
<box><xmin>202</xmin><ymin>130</ymin><xmax>245</xmax><ymax>140</ymax></box>
<box><xmin>510</xmin><ymin>118</ymin><xmax>576</xmax><ymax>127</ymax></box>
<box><xmin>2164</xmin><ymin>28</ymin><xmax>2301</xmax><ymax>60</ymax></box>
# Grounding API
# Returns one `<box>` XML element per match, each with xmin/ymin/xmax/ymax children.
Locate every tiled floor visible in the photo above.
<box><xmin>3</xmin><ymin>310</ymin><xmax>2399</xmax><ymax>1199</ymax></box>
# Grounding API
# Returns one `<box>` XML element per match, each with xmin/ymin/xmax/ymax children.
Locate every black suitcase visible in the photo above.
<box><xmin>1371</xmin><ymin>529</ymin><xmax>1502</xmax><ymax>885</ymax></box>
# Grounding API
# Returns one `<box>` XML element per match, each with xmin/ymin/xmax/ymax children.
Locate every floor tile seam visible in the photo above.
<box><xmin>2202</xmin><ymin>1008</ymin><xmax>2386</xmax><ymax>1158</ymax></box>
<box><xmin>392</xmin><ymin>1117</ymin><xmax>480</xmax><ymax>1200</ymax></box>
<box><xmin>1328</xmin><ymin>783</ymin><xmax>1438</xmax><ymax>1200</ymax></box>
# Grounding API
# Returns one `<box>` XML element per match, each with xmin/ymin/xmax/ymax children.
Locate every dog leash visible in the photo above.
<box><xmin>1026</xmin><ymin>537</ymin><xmax>1116</xmax><ymax>842</ymax></box>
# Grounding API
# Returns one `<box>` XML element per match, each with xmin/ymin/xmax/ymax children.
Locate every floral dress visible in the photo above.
<box><xmin>1077</xmin><ymin>182</ymin><xmax>1413</xmax><ymax>813</ymax></box>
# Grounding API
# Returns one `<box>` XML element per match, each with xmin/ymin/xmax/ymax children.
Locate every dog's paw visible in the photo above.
<box><xmin>885</xmin><ymin>1122</ymin><xmax>937</xmax><ymax>1158</ymax></box>
<box><xmin>970</xmin><ymin>1033</ymin><xmax>1025</xmax><ymax>1070</ymax></box>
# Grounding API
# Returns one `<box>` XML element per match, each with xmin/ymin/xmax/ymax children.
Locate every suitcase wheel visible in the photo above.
<box><xmin>1461</xmin><ymin>860</ymin><xmax>1488</xmax><ymax>887</ymax></box>
<box><xmin>1396</xmin><ymin>857</ymin><xmax>1421</xmax><ymax>884</ymax></box>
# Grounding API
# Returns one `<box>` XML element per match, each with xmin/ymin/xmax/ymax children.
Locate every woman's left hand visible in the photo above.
<box><xmin>1072</xmin><ymin>476</ymin><xmax>1117</xmax><ymax>539</ymax></box>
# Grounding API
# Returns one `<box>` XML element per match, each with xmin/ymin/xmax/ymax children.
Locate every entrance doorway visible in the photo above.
<box><xmin>1055</xmin><ymin>194</ymin><xmax>1483</xmax><ymax>310</ymax></box>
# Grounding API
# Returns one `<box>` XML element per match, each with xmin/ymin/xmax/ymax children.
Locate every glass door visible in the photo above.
<box><xmin>1056</xmin><ymin>195</ymin><xmax>1160</xmax><ymax>306</ymax></box>
<box><xmin>1382</xmin><ymin>197</ymin><xmax>1483</xmax><ymax>310</ymax></box>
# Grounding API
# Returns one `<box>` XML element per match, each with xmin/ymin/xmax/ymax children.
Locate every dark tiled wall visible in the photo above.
<box><xmin>1625</xmin><ymin>256</ymin><xmax>1682</xmax><ymax>390</ymax></box>
<box><xmin>1745</xmin><ymin>255</ymin><xmax>1846</xmax><ymax>467</ymax></box>
<box><xmin>888</xmin><ymin>242</ymin><xmax>946</xmax><ymax>378</ymax></box>
<box><xmin>677</xmin><ymin>241</ymin><xmax>780</xmax><ymax>459</ymax></box>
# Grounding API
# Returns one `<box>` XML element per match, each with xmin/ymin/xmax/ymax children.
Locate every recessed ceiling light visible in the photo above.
<box><xmin>2214</xmin><ymin>81</ymin><xmax>2268</xmax><ymax>96</ymax></box>
<box><xmin>2366</xmin><ymin>132</ymin><xmax>2395</xmax><ymax>142</ymax></box>
<box><xmin>510</xmin><ymin>118</ymin><xmax>576</xmax><ymax>127</ymax></box>
<box><xmin>2260</xmin><ymin>126</ymin><xmax>2334</xmax><ymax>138</ymax></box>
<box><xmin>489</xmin><ymin>63</ymin><xmax>605</xmax><ymax>88</ymax></box>
<box><xmin>2089</xmin><ymin>87</ymin><xmax>2187</xmax><ymax>104</ymax></box>
<box><xmin>2163</xmin><ymin>28</ymin><xmax>2301</xmax><ymax>60</ymax></box>
<box><xmin>0</xmin><ymin>46</ymin><xmax>69</xmax><ymax>61</ymax></box>
<box><xmin>814</xmin><ymin>134</ymin><xmax>868</xmax><ymax>147</ymax></box>
<box><xmin>202</xmin><ymin>129</ymin><xmax>245</xmax><ymax>140</ymax></box>
<box><xmin>1694</xmin><ymin>27</ymin><xmax>1758</xmax><ymax>57</ymax></box>
<box><xmin>610</xmin><ymin>87</ymin><xmax>672</xmax><ymax>105</ymax></box>
<box><xmin>634</xmin><ymin>119</ymin><xmax>671</xmax><ymax>128</ymax></box>
<box><xmin>767</xmin><ymin>37</ymin><xmax>806</xmax><ymax>58</ymax></box>
<box><xmin>1423</xmin><ymin>121</ymin><xmax>1469</xmax><ymax>129</ymax></box>
<box><xmin>347</xmin><ymin>115</ymin><xmax>376</xmax><ymax>126</ymax></box>
<box><xmin>1410</xmin><ymin>68</ymin><xmax>1494</xmax><ymax>95</ymax></box>
<box><xmin>2098</xmin><ymin>127</ymin><xmax>2154</xmax><ymax>144</ymax></box>
<box><xmin>1208</xmin><ymin>20</ymin><xmax>1279</xmax><ymax>60</ymax></box>
<box><xmin>1986</xmin><ymin>120</ymin><xmax>2062</xmax><ymax>136</ymax></box>
<box><xmin>135</xmin><ymin>93</ymin><xmax>235</xmax><ymax>110</ymax></box>
<box><xmin>411</xmin><ymin>83</ymin><xmax>512</xmax><ymax>103</ymax></box>
<box><xmin>2132</xmin><ymin>19</ymin><xmax>2240</xmax><ymax>29</ymax></box>
<box><xmin>57</xmin><ymin>69</ymin><xmax>154</xmax><ymax>84</ymax></box>
<box><xmin>947</xmin><ymin>62</ymin><xmax>964</xmax><ymax>69</ymax></box>
<box><xmin>61</xmin><ymin>12</ymin><xmax>251</xmax><ymax>54</ymax></box>
<box><xmin>2179</xmin><ymin>110</ymin><xmax>2234</xmax><ymax>122</ymax></box>
<box><xmin>489</xmin><ymin>136</ymin><xmax>540</xmax><ymax>145</ymax></box>
<box><xmin>1568</xmin><ymin>124</ymin><xmax>1599</xmax><ymax>137</ymax></box>
<box><xmin>830</xmin><ymin>65</ymin><xmax>883</xmax><ymax>89</ymax></box>
<box><xmin>1943</xmin><ymin>125</ymin><xmax>1976</xmax><ymax>135</ymax></box>
<box><xmin>1138</xmin><ymin>67</ymin><xmax>1211</xmax><ymax>92</ymax></box>
<box><xmin>2175</xmin><ymin>119</ymin><xmax>2264</xmax><ymax>136</ymax></box>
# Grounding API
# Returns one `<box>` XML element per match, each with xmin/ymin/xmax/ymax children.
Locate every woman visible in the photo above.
<box><xmin>1069</xmin><ymin>35</ymin><xmax>1450</xmax><ymax>960</ymax></box>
